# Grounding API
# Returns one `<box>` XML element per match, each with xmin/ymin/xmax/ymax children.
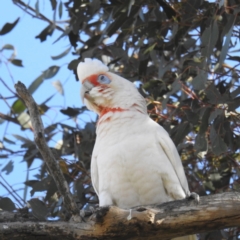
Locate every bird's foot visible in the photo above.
<box><xmin>188</xmin><ymin>192</ymin><xmax>199</xmax><ymax>203</ymax></box>
<box><xmin>127</xmin><ymin>209</ymin><xmax>132</xmax><ymax>220</ymax></box>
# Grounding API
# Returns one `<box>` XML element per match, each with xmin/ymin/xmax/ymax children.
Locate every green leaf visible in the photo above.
<box><xmin>143</xmin><ymin>42</ymin><xmax>157</xmax><ymax>54</ymax></box>
<box><xmin>60</xmin><ymin>107</ymin><xmax>80</xmax><ymax>117</ymax></box>
<box><xmin>68</xmin><ymin>59</ymin><xmax>80</xmax><ymax>70</ymax></box>
<box><xmin>199</xmin><ymin>107</ymin><xmax>212</xmax><ymax>134</ymax></box>
<box><xmin>205</xmin><ymin>83</ymin><xmax>225</xmax><ymax>104</ymax></box>
<box><xmin>228</xmin><ymin>97</ymin><xmax>240</xmax><ymax>111</ymax></box>
<box><xmin>192</xmin><ymin>70</ymin><xmax>207</xmax><ymax>90</ymax></box>
<box><xmin>0</xmin><ymin>197</ymin><xmax>16</xmax><ymax>211</ymax></box>
<box><xmin>195</xmin><ymin>133</ymin><xmax>208</xmax><ymax>153</ymax></box>
<box><xmin>35</xmin><ymin>0</ymin><xmax>39</xmax><ymax>16</ymax></box>
<box><xmin>35</xmin><ymin>24</ymin><xmax>54</xmax><ymax>42</ymax></box>
<box><xmin>171</xmin><ymin>121</ymin><xmax>192</xmax><ymax>146</ymax></box>
<box><xmin>127</xmin><ymin>0</ymin><xmax>135</xmax><ymax>16</ymax></box>
<box><xmin>1</xmin><ymin>160</ymin><xmax>14</xmax><ymax>175</ymax></box>
<box><xmin>3</xmin><ymin>137</ymin><xmax>15</xmax><ymax>145</ymax></box>
<box><xmin>74</xmin><ymin>180</ymin><xmax>85</xmax><ymax>203</ymax></box>
<box><xmin>58</xmin><ymin>1</ymin><xmax>63</xmax><ymax>19</ymax></box>
<box><xmin>221</xmin><ymin>14</ymin><xmax>235</xmax><ymax>38</ymax></box>
<box><xmin>25</xmin><ymin>180</ymin><xmax>39</xmax><ymax>188</ymax></box>
<box><xmin>203</xmin><ymin>180</ymin><xmax>215</xmax><ymax>191</ymax></box>
<box><xmin>12</xmin><ymin>99</ymin><xmax>26</xmax><ymax>114</ymax></box>
<box><xmin>28</xmin><ymin>65</ymin><xmax>60</xmax><ymax>95</ymax></box>
<box><xmin>230</xmin><ymin>86</ymin><xmax>240</xmax><ymax>99</ymax></box>
<box><xmin>210</xmin><ymin>126</ymin><xmax>228</xmax><ymax>155</ymax></box>
<box><xmin>12</xmin><ymin>134</ymin><xmax>33</xmax><ymax>145</ymax></box>
<box><xmin>201</xmin><ymin>20</ymin><xmax>219</xmax><ymax>65</ymax></box>
<box><xmin>28</xmin><ymin>75</ymin><xmax>43</xmax><ymax>94</ymax></box>
<box><xmin>90</xmin><ymin>0</ymin><xmax>100</xmax><ymax>13</ymax></box>
<box><xmin>50</xmin><ymin>0</ymin><xmax>57</xmax><ymax>10</ymax></box>
<box><xmin>219</xmin><ymin>18</ymin><xmax>234</xmax><ymax>66</ymax></box>
<box><xmin>41</xmin><ymin>94</ymin><xmax>54</xmax><ymax>104</ymax></box>
<box><xmin>28</xmin><ymin>199</ymin><xmax>48</xmax><ymax>221</ymax></box>
<box><xmin>184</xmin><ymin>110</ymin><xmax>199</xmax><ymax>125</ymax></box>
<box><xmin>51</xmin><ymin>47</ymin><xmax>71</xmax><ymax>60</ymax></box>
<box><xmin>10</xmin><ymin>59</ymin><xmax>23</xmax><ymax>67</ymax></box>
<box><xmin>39</xmin><ymin>103</ymin><xmax>49</xmax><ymax>114</ymax></box>
<box><xmin>0</xmin><ymin>44</ymin><xmax>14</xmax><ymax>51</ymax></box>
<box><xmin>0</xmin><ymin>17</ymin><xmax>20</xmax><ymax>35</ymax></box>
<box><xmin>24</xmin><ymin>147</ymin><xmax>39</xmax><ymax>168</ymax></box>
<box><xmin>107</xmin><ymin>12</ymin><xmax>127</xmax><ymax>37</ymax></box>
<box><xmin>26</xmin><ymin>176</ymin><xmax>53</xmax><ymax>196</ymax></box>
<box><xmin>107</xmin><ymin>3</ymin><xmax>139</xmax><ymax>37</ymax></box>
<box><xmin>208</xmin><ymin>108</ymin><xmax>224</xmax><ymax>123</ymax></box>
<box><xmin>42</xmin><ymin>65</ymin><xmax>60</xmax><ymax>79</ymax></box>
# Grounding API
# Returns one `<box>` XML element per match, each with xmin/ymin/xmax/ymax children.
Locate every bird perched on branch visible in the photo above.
<box><xmin>77</xmin><ymin>58</ymin><xmax>198</xmax><ymax>240</ymax></box>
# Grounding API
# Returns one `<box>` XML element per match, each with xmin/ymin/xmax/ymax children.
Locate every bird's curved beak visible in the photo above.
<box><xmin>80</xmin><ymin>85</ymin><xmax>86</xmax><ymax>103</ymax></box>
<box><xmin>80</xmin><ymin>80</ymin><xmax>94</xmax><ymax>103</ymax></box>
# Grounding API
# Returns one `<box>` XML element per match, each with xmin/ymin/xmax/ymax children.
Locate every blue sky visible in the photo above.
<box><xmin>0</xmin><ymin>1</ymin><xmax>90</xmax><ymax>203</ymax></box>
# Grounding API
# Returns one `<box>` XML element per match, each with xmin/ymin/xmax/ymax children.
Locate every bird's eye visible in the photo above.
<box><xmin>97</xmin><ymin>75</ymin><xmax>111</xmax><ymax>84</ymax></box>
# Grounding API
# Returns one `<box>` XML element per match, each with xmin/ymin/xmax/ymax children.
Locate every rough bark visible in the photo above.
<box><xmin>1</xmin><ymin>192</ymin><xmax>240</xmax><ymax>239</ymax></box>
<box><xmin>14</xmin><ymin>81</ymin><xmax>80</xmax><ymax>220</ymax></box>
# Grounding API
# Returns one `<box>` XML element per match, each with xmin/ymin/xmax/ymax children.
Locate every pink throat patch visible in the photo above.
<box><xmin>97</xmin><ymin>107</ymin><xmax>125</xmax><ymax>125</ymax></box>
<box><xmin>99</xmin><ymin>107</ymin><xmax>125</xmax><ymax>119</ymax></box>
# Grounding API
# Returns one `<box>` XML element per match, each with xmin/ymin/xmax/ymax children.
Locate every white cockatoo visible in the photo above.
<box><xmin>77</xmin><ymin>58</ymin><xmax>197</xmax><ymax>240</ymax></box>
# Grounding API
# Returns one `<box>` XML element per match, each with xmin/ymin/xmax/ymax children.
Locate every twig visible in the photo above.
<box><xmin>0</xmin><ymin>112</ymin><xmax>19</xmax><ymax>125</ymax></box>
<box><xmin>0</xmin><ymin>77</ymin><xmax>17</xmax><ymax>96</ymax></box>
<box><xmin>13</xmin><ymin>0</ymin><xmax>65</xmax><ymax>32</ymax></box>
<box><xmin>14</xmin><ymin>81</ymin><xmax>80</xmax><ymax>221</ymax></box>
<box><xmin>0</xmin><ymin>181</ymin><xmax>24</xmax><ymax>208</ymax></box>
<box><xmin>0</xmin><ymin>95</ymin><xmax>16</xmax><ymax>99</ymax></box>
<box><xmin>0</xmin><ymin>174</ymin><xmax>25</xmax><ymax>208</ymax></box>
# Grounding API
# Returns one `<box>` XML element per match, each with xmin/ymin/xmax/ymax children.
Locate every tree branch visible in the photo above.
<box><xmin>13</xmin><ymin>0</ymin><xmax>65</xmax><ymax>32</ymax></box>
<box><xmin>14</xmin><ymin>81</ymin><xmax>80</xmax><ymax>220</ymax></box>
<box><xmin>0</xmin><ymin>112</ymin><xmax>19</xmax><ymax>125</ymax></box>
<box><xmin>1</xmin><ymin>192</ymin><xmax>240</xmax><ymax>239</ymax></box>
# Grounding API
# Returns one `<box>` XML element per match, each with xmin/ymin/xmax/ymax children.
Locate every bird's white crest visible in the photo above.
<box><xmin>77</xmin><ymin>58</ymin><xmax>109</xmax><ymax>82</ymax></box>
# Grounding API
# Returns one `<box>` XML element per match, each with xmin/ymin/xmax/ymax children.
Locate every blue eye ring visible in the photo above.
<box><xmin>97</xmin><ymin>74</ymin><xmax>111</xmax><ymax>84</ymax></box>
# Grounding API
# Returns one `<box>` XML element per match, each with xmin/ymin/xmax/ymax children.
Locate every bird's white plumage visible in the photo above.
<box><xmin>77</xmin><ymin>58</ymin><xmax>197</xmax><ymax>240</ymax></box>
<box><xmin>92</xmin><ymin>111</ymin><xmax>188</xmax><ymax>208</ymax></box>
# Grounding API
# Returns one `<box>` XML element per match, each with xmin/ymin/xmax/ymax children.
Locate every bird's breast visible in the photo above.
<box><xmin>93</xmin><ymin>112</ymin><xmax>172</xmax><ymax>207</ymax></box>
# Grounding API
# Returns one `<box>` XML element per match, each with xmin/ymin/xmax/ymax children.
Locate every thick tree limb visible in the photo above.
<box><xmin>14</xmin><ymin>81</ymin><xmax>80</xmax><ymax>220</ymax></box>
<box><xmin>1</xmin><ymin>192</ymin><xmax>240</xmax><ymax>239</ymax></box>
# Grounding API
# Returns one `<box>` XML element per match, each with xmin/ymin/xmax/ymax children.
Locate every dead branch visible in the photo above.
<box><xmin>1</xmin><ymin>192</ymin><xmax>240</xmax><ymax>239</ymax></box>
<box><xmin>14</xmin><ymin>81</ymin><xmax>80</xmax><ymax>220</ymax></box>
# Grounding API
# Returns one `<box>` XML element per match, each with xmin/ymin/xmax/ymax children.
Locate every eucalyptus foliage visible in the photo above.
<box><xmin>1</xmin><ymin>1</ymin><xmax>240</xmax><ymax>238</ymax></box>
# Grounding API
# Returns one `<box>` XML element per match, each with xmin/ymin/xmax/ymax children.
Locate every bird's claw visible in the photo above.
<box><xmin>188</xmin><ymin>192</ymin><xmax>199</xmax><ymax>203</ymax></box>
<box><xmin>127</xmin><ymin>209</ymin><xmax>132</xmax><ymax>221</ymax></box>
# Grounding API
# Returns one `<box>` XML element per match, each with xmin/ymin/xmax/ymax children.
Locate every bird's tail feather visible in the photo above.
<box><xmin>172</xmin><ymin>234</ymin><xmax>197</xmax><ymax>240</ymax></box>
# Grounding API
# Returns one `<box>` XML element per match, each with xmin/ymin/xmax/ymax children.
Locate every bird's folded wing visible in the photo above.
<box><xmin>156</xmin><ymin>126</ymin><xmax>190</xmax><ymax>197</ymax></box>
<box><xmin>91</xmin><ymin>153</ymin><xmax>99</xmax><ymax>196</ymax></box>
